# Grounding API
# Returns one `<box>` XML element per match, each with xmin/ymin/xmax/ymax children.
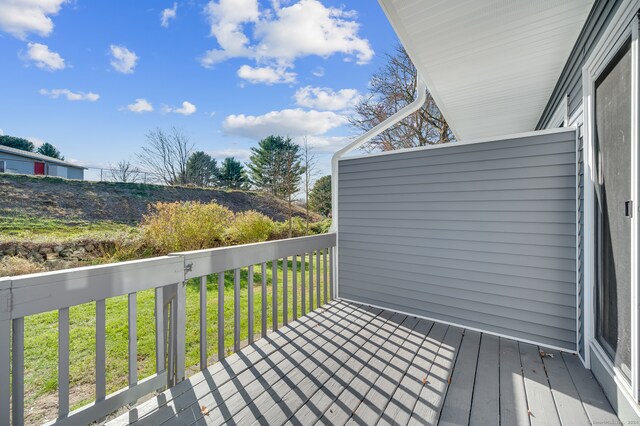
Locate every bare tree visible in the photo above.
<box><xmin>349</xmin><ymin>45</ymin><xmax>454</xmax><ymax>152</ymax></box>
<box><xmin>302</xmin><ymin>137</ymin><xmax>318</xmax><ymax>234</ymax></box>
<box><xmin>109</xmin><ymin>160</ymin><xmax>141</xmax><ymax>183</ymax></box>
<box><xmin>138</xmin><ymin>127</ymin><xmax>194</xmax><ymax>185</ymax></box>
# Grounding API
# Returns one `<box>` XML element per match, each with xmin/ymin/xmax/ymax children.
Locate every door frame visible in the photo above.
<box><xmin>582</xmin><ymin>0</ymin><xmax>640</xmax><ymax>403</ymax></box>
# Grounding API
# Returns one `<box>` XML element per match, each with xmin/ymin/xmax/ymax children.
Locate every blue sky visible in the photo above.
<box><xmin>0</xmin><ymin>0</ymin><xmax>399</xmax><ymax>177</ymax></box>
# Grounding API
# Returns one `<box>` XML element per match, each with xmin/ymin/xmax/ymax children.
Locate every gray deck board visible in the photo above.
<box><xmin>519</xmin><ymin>342</ymin><xmax>560</xmax><ymax>426</ymax></box>
<box><xmin>469</xmin><ymin>334</ymin><xmax>499</xmax><ymax>426</ymax></box>
<box><xmin>540</xmin><ymin>347</ymin><xmax>591</xmax><ymax>426</ymax></box>
<box><xmin>438</xmin><ymin>330</ymin><xmax>481</xmax><ymax>426</ymax></box>
<box><xmin>499</xmin><ymin>338</ymin><xmax>530</xmax><ymax>426</ymax></box>
<box><xmin>112</xmin><ymin>301</ymin><xmax>620</xmax><ymax>426</ymax></box>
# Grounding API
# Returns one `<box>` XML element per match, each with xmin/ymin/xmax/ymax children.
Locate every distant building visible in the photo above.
<box><xmin>0</xmin><ymin>145</ymin><xmax>86</xmax><ymax>179</ymax></box>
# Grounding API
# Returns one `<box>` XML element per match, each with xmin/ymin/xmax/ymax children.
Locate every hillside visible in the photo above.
<box><xmin>0</xmin><ymin>174</ymin><xmax>319</xmax><ymax>225</ymax></box>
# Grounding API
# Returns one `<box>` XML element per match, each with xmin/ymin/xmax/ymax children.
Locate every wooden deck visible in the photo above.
<box><xmin>109</xmin><ymin>300</ymin><xmax>619</xmax><ymax>426</ymax></box>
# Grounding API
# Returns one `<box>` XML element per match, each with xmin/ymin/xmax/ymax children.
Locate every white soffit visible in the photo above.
<box><xmin>378</xmin><ymin>0</ymin><xmax>594</xmax><ymax>140</ymax></box>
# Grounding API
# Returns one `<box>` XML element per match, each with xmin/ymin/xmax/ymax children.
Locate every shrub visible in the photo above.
<box><xmin>0</xmin><ymin>257</ymin><xmax>46</xmax><ymax>277</ymax></box>
<box><xmin>310</xmin><ymin>218</ymin><xmax>332</xmax><ymax>234</ymax></box>
<box><xmin>227</xmin><ymin>210</ymin><xmax>275</xmax><ymax>244</ymax></box>
<box><xmin>141</xmin><ymin>201</ymin><xmax>234</xmax><ymax>253</ymax></box>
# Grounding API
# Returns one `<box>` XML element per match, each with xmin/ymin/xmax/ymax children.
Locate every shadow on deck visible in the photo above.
<box><xmin>108</xmin><ymin>300</ymin><xmax>619</xmax><ymax>426</ymax></box>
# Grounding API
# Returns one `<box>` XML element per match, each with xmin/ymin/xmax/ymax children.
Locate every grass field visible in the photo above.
<box><xmin>24</xmin><ymin>257</ymin><xmax>329</xmax><ymax>425</ymax></box>
<box><xmin>0</xmin><ymin>213</ymin><xmax>135</xmax><ymax>243</ymax></box>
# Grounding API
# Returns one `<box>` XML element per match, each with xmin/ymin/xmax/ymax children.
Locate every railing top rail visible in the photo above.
<box><xmin>172</xmin><ymin>233</ymin><xmax>337</xmax><ymax>279</ymax></box>
<box><xmin>0</xmin><ymin>233</ymin><xmax>337</xmax><ymax>318</ymax></box>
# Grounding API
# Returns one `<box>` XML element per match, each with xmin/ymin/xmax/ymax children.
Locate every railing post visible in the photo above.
<box><xmin>175</xmin><ymin>281</ymin><xmax>186</xmax><ymax>383</ymax></box>
<box><xmin>0</xmin><ymin>283</ymin><xmax>11</xmax><ymax>426</ymax></box>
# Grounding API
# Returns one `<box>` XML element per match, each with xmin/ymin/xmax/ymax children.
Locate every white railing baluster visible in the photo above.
<box><xmin>167</xmin><ymin>292</ymin><xmax>175</xmax><ymax>386</ymax></box>
<box><xmin>0</xmin><ymin>315</ymin><xmax>9</xmax><ymax>426</ymax></box>
<box><xmin>234</xmin><ymin>268</ymin><xmax>240</xmax><ymax>352</ymax></box>
<box><xmin>323</xmin><ymin>249</ymin><xmax>328</xmax><ymax>305</ymax></box>
<box><xmin>12</xmin><ymin>317</ymin><xmax>24</xmax><ymax>426</ymax></box>
<box><xmin>292</xmin><ymin>255</ymin><xmax>297</xmax><ymax>321</ymax></box>
<box><xmin>272</xmin><ymin>260</ymin><xmax>278</xmax><ymax>332</ymax></box>
<box><xmin>128</xmin><ymin>293</ymin><xmax>137</xmax><ymax>388</ymax></box>
<box><xmin>330</xmin><ymin>247</ymin><xmax>335</xmax><ymax>300</ymax></box>
<box><xmin>261</xmin><ymin>263</ymin><xmax>267</xmax><ymax>338</ymax></box>
<box><xmin>316</xmin><ymin>250</ymin><xmax>321</xmax><ymax>309</ymax></box>
<box><xmin>309</xmin><ymin>251</ymin><xmax>314</xmax><ymax>311</ymax></box>
<box><xmin>301</xmin><ymin>253</ymin><xmax>306</xmax><ymax>316</ymax></box>
<box><xmin>96</xmin><ymin>299</ymin><xmax>106</xmax><ymax>402</ymax></box>
<box><xmin>58</xmin><ymin>307</ymin><xmax>70</xmax><ymax>417</ymax></box>
<box><xmin>175</xmin><ymin>282</ymin><xmax>186</xmax><ymax>383</ymax></box>
<box><xmin>155</xmin><ymin>288</ymin><xmax>165</xmax><ymax>374</ymax></box>
<box><xmin>248</xmin><ymin>265</ymin><xmax>254</xmax><ymax>345</ymax></box>
<box><xmin>283</xmin><ymin>257</ymin><xmax>288</xmax><ymax>326</ymax></box>
<box><xmin>200</xmin><ymin>276</ymin><xmax>207</xmax><ymax>370</ymax></box>
<box><xmin>218</xmin><ymin>272</ymin><xmax>225</xmax><ymax>360</ymax></box>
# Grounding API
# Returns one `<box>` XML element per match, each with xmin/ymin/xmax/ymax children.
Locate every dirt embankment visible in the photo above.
<box><xmin>0</xmin><ymin>174</ymin><xmax>318</xmax><ymax>224</ymax></box>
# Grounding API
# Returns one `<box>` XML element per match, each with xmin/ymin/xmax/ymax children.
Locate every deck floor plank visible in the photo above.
<box><xmin>519</xmin><ymin>343</ymin><xmax>561</xmax><ymax>426</ymax></box>
<box><xmin>376</xmin><ymin>321</ymin><xmax>448</xmax><ymax>426</ymax></box>
<box><xmin>469</xmin><ymin>334</ymin><xmax>499</xmax><ymax>426</ymax></box>
<box><xmin>110</xmin><ymin>301</ymin><xmax>621</xmax><ymax>426</ymax></box>
<box><xmin>238</xmin><ymin>309</ymin><xmax>399</xmax><ymax>425</ymax></box>
<box><xmin>499</xmin><ymin>338</ymin><xmax>530</xmax><ymax>426</ymax></box>
<box><xmin>438</xmin><ymin>330</ymin><xmax>481</xmax><ymax>426</ymax></box>
<box><xmin>407</xmin><ymin>326</ymin><xmax>464</xmax><ymax>426</ymax></box>
<box><xmin>539</xmin><ymin>347</ymin><xmax>590</xmax><ymax>426</ymax></box>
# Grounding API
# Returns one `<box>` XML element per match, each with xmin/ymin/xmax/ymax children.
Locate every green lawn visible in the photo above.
<box><xmin>23</xmin><ymin>257</ymin><xmax>330</xmax><ymax>424</ymax></box>
<box><xmin>0</xmin><ymin>213</ymin><xmax>135</xmax><ymax>243</ymax></box>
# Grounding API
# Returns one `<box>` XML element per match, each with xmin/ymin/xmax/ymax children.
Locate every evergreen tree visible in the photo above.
<box><xmin>37</xmin><ymin>142</ymin><xmax>64</xmax><ymax>160</ymax></box>
<box><xmin>218</xmin><ymin>157</ymin><xmax>247</xmax><ymax>189</ymax></box>
<box><xmin>309</xmin><ymin>175</ymin><xmax>331</xmax><ymax>216</ymax></box>
<box><xmin>186</xmin><ymin>151</ymin><xmax>218</xmax><ymax>187</ymax></box>
<box><xmin>0</xmin><ymin>135</ymin><xmax>35</xmax><ymax>152</ymax></box>
<box><xmin>248</xmin><ymin>135</ymin><xmax>304</xmax><ymax>199</ymax></box>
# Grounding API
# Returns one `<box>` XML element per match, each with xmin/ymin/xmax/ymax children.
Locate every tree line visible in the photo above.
<box><xmin>0</xmin><ymin>135</ymin><xmax>65</xmax><ymax>160</ymax></box>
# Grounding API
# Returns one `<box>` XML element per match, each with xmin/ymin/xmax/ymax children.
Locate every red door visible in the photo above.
<box><xmin>34</xmin><ymin>162</ymin><xmax>45</xmax><ymax>175</ymax></box>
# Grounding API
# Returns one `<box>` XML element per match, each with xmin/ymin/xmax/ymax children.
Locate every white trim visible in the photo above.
<box><xmin>339</xmin><ymin>127</ymin><xmax>577</xmax><ymax>163</ymax></box>
<box><xmin>338</xmin><ymin>296</ymin><xmax>577</xmax><ymax>354</ymax></box>
<box><xmin>546</xmin><ymin>95</ymin><xmax>569</xmax><ymax>129</ymax></box>
<box><xmin>582</xmin><ymin>0</ymin><xmax>640</xmax><ymax>401</ymax></box>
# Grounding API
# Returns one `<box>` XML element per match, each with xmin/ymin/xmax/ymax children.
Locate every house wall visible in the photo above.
<box><xmin>537</xmin><ymin>0</ymin><xmax>623</xmax><ymax>128</ymax></box>
<box><xmin>0</xmin><ymin>152</ymin><xmax>84</xmax><ymax>179</ymax></box>
<box><xmin>0</xmin><ymin>152</ymin><xmax>37</xmax><ymax>175</ymax></box>
<box><xmin>337</xmin><ymin>129</ymin><xmax>578</xmax><ymax>350</ymax></box>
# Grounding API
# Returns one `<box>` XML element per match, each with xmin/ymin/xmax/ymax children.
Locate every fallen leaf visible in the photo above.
<box><xmin>447</xmin><ymin>376</ymin><xmax>452</xmax><ymax>385</ymax></box>
<box><xmin>528</xmin><ymin>409</ymin><xmax>533</xmax><ymax>417</ymax></box>
<box><xmin>201</xmin><ymin>405</ymin><xmax>209</xmax><ymax>416</ymax></box>
<box><xmin>422</xmin><ymin>376</ymin><xmax>427</xmax><ymax>385</ymax></box>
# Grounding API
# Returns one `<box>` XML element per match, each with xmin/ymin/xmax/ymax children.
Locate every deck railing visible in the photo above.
<box><xmin>0</xmin><ymin>232</ymin><xmax>336</xmax><ymax>426</ymax></box>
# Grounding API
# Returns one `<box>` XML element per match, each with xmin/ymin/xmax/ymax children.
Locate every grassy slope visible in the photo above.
<box><xmin>25</xmin><ymin>258</ymin><xmax>329</xmax><ymax>425</ymax></box>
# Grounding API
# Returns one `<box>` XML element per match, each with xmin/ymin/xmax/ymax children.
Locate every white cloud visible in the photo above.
<box><xmin>237</xmin><ymin>64</ymin><xmax>296</xmax><ymax>84</ymax></box>
<box><xmin>0</xmin><ymin>128</ymin><xmax>3</xmax><ymax>135</ymax></box>
<box><xmin>160</xmin><ymin>3</ymin><xmax>177</xmax><ymax>27</ymax></box>
<box><xmin>222</xmin><ymin>108</ymin><xmax>347</xmax><ymax>139</ymax></box>
<box><xmin>40</xmin><ymin>88</ymin><xmax>99</xmax><ymax>102</ymax></box>
<box><xmin>28</xmin><ymin>137</ymin><xmax>44</xmax><ymax>148</ymax></box>
<box><xmin>0</xmin><ymin>0</ymin><xmax>67</xmax><ymax>39</ymax></box>
<box><xmin>201</xmin><ymin>0</ymin><xmax>373</xmax><ymax>82</ymax></box>
<box><xmin>126</xmin><ymin>98</ymin><xmax>153</xmax><ymax>113</ymax></box>
<box><xmin>302</xmin><ymin>135</ymin><xmax>351</xmax><ymax>153</ymax></box>
<box><xmin>110</xmin><ymin>45</ymin><xmax>138</xmax><ymax>74</ymax></box>
<box><xmin>163</xmin><ymin>101</ymin><xmax>197</xmax><ymax>116</ymax></box>
<box><xmin>23</xmin><ymin>42</ymin><xmax>65</xmax><ymax>71</ymax></box>
<box><xmin>312</xmin><ymin>66</ymin><xmax>324</xmax><ymax>77</ymax></box>
<box><xmin>208</xmin><ymin>148</ymin><xmax>251</xmax><ymax>160</ymax></box>
<box><xmin>294</xmin><ymin>86</ymin><xmax>360</xmax><ymax>111</ymax></box>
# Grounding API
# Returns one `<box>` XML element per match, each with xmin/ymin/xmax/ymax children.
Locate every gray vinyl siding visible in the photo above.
<box><xmin>577</xmin><ymin>132</ymin><xmax>585</xmax><ymax>358</ymax></box>
<box><xmin>0</xmin><ymin>152</ymin><xmax>84</xmax><ymax>179</ymax></box>
<box><xmin>537</xmin><ymin>0</ymin><xmax>623</xmax><ymax>128</ymax></box>
<box><xmin>338</xmin><ymin>130</ymin><xmax>578</xmax><ymax>350</ymax></box>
